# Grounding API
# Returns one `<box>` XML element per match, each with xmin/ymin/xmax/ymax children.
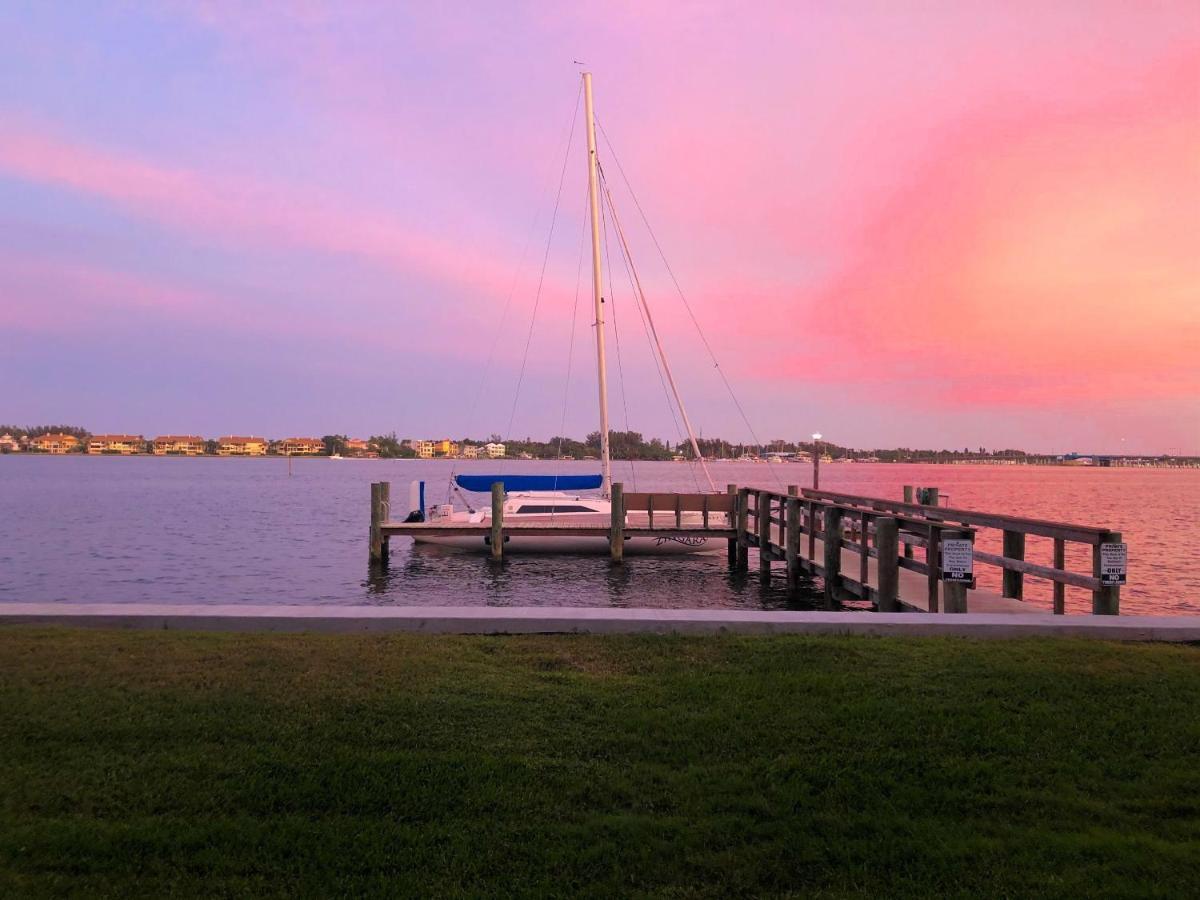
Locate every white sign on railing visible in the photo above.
<box><xmin>941</xmin><ymin>539</ymin><xmax>974</xmax><ymax>584</ymax></box>
<box><xmin>1099</xmin><ymin>543</ymin><xmax>1127</xmax><ymax>586</ymax></box>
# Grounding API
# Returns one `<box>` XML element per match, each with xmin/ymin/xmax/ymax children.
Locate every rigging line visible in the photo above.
<box><xmin>600</xmin><ymin>171</ymin><xmax>699</xmax><ymax>492</ymax></box>
<box><xmin>602</xmin><ymin>174</ymin><xmax>689</xmax><ymax>480</ymax></box>
<box><xmin>553</xmin><ymin>186</ymin><xmax>590</xmax><ymax>483</ymax></box>
<box><xmin>602</xmin><ymin>181</ymin><xmax>694</xmax><ymax>493</ymax></box>
<box><xmin>596</xmin><ymin>119</ymin><xmax>784</xmax><ymax>491</ymax></box>
<box><xmin>504</xmin><ymin>80</ymin><xmax>584</xmax><ymax>449</ymax></box>
<box><xmin>598</xmin><ymin>167</ymin><xmax>637</xmax><ymax>492</ymax></box>
<box><xmin>448</xmin><ymin>80</ymin><xmax>583</xmax><ymax>502</ymax></box>
<box><xmin>599</xmin><ymin>167</ymin><xmax>714</xmax><ymax>492</ymax></box>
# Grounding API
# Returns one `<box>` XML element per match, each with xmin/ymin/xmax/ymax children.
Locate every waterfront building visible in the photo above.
<box><xmin>217</xmin><ymin>436</ymin><xmax>268</xmax><ymax>456</ymax></box>
<box><xmin>274</xmin><ymin>437</ymin><xmax>325</xmax><ymax>456</ymax></box>
<box><xmin>0</xmin><ymin>433</ymin><xmax>21</xmax><ymax>453</ymax></box>
<box><xmin>462</xmin><ymin>444</ymin><xmax>480</xmax><ymax>459</ymax></box>
<box><xmin>417</xmin><ymin>441</ymin><xmax>435</xmax><ymax>459</ymax></box>
<box><xmin>485</xmin><ymin>442</ymin><xmax>506</xmax><ymax>459</ymax></box>
<box><xmin>152</xmin><ymin>435</ymin><xmax>206</xmax><ymax>455</ymax></box>
<box><xmin>87</xmin><ymin>434</ymin><xmax>146</xmax><ymax>455</ymax></box>
<box><xmin>345</xmin><ymin>438</ymin><xmax>374</xmax><ymax>458</ymax></box>
<box><xmin>29</xmin><ymin>433</ymin><xmax>81</xmax><ymax>454</ymax></box>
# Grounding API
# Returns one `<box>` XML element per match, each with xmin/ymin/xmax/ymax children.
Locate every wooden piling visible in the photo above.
<box><xmin>1053</xmin><ymin>538</ymin><xmax>1066</xmax><ymax>614</ymax></box>
<box><xmin>610</xmin><ymin>482</ymin><xmax>625</xmax><ymax>563</ymax></box>
<box><xmin>379</xmin><ymin>482</ymin><xmax>391</xmax><ymax>562</ymax></box>
<box><xmin>726</xmin><ymin>484</ymin><xmax>738</xmax><ymax>568</ymax></box>
<box><xmin>940</xmin><ymin>532</ymin><xmax>969</xmax><ymax>619</ymax></box>
<box><xmin>1092</xmin><ymin>531</ymin><xmax>1122</xmax><ymax>615</ymax></box>
<box><xmin>822</xmin><ymin>506</ymin><xmax>842</xmax><ymax>608</ymax></box>
<box><xmin>735</xmin><ymin>488</ymin><xmax>749</xmax><ymax>571</ymax></box>
<box><xmin>757</xmin><ymin>491</ymin><xmax>771</xmax><ymax>580</ymax></box>
<box><xmin>926</xmin><ymin>524</ymin><xmax>940</xmax><ymax>613</ymax></box>
<box><xmin>859</xmin><ymin>511</ymin><xmax>870</xmax><ymax>588</ymax></box>
<box><xmin>806</xmin><ymin>500</ymin><xmax>816</xmax><ymax>560</ymax></box>
<box><xmin>490</xmin><ymin>482</ymin><xmax>504</xmax><ymax>562</ymax></box>
<box><xmin>785</xmin><ymin>495</ymin><xmax>800</xmax><ymax>592</ymax></box>
<box><xmin>875</xmin><ymin>517</ymin><xmax>899</xmax><ymax>612</ymax></box>
<box><xmin>1002</xmin><ymin>529</ymin><xmax>1025</xmax><ymax>599</ymax></box>
<box><xmin>902</xmin><ymin>486</ymin><xmax>914</xmax><ymax>559</ymax></box>
<box><xmin>944</xmin><ymin>579</ymin><xmax>968</xmax><ymax>613</ymax></box>
<box><xmin>369</xmin><ymin>482</ymin><xmax>385</xmax><ymax>563</ymax></box>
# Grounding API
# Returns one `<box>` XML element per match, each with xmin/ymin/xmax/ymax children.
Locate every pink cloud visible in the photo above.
<box><xmin>705</xmin><ymin>53</ymin><xmax>1200</xmax><ymax>413</ymax></box>
<box><xmin>0</xmin><ymin>120</ymin><xmax>536</xmax><ymax>311</ymax></box>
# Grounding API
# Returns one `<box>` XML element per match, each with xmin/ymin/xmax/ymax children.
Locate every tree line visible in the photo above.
<box><xmin>0</xmin><ymin>424</ymin><xmax>1038</xmax><ymax>461</ymax></box>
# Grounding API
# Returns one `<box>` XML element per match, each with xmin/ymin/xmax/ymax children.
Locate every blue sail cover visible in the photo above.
<box><xmin>455</xmin><ymin>474</ymin><xmax>603</xmax><ymax>492</ymax></box>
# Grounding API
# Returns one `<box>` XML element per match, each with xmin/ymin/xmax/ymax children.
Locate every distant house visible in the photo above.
<box><xmin>217</xmin><ymin>436</ymin><xmax>269</xmax><ymax>456</ymax></box>
<box><xmin>29</xmin><ymin>433</ymin><xmax>81</xmax><ymax>454</ymax></box>
<box><xmin>87</xmin><ymin>434</ymin><xmax>146</xmax><ymax>455</ymax></box>
<box><xmin>345</xmin><ymin>438</ymin><xmax>374</xmax><ymax>458</ymax></box>
<box><xmin>0</xmin><ymin>433</ymin><xmax>20</xmax><ymax>453</ymax></box>
<box><xmin>274</xmin><ymin>437</ymin><xmax>326</xmax><ymax>456</ymax></box>
<box><xmin>417</xmin><ymin>440</ymin><xmax>435</xmax><ymax>459</ymax></box>
<box><xmin>153</xmin><ymin>435</ymin><xmax>206</xmax><ymax>456</ymax></box>
<box><xmin>485</xmin><ymin>442</ymin><xmax>506</xmax><ymax>459</ymax></box>
<box><xmin>461</xmin><ymin>444</ymin><xmax>480</xmax><ymax>459</ymax></box>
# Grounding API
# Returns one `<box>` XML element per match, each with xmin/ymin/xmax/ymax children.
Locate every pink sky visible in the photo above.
<box><xmin>0</xmin><ymin>2</ymin><xmax>1197</xmax><ymax>453</ymax></box>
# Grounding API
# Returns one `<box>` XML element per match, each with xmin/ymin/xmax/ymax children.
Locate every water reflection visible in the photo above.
<box><xmin>3</xmin><ymin>456</ymin><xmax>1193</xmax><ymax>614</ymax></box>
<box><xmin>364</xmin><ymin>541</ymin><xmax>825</xmax><ymax>610</ymax></box>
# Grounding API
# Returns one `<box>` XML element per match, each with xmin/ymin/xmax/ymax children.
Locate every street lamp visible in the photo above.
<box><xmin>812</xmin><ymin>432</ymin><xmax>822</xmax><ymax>489</ymax></box>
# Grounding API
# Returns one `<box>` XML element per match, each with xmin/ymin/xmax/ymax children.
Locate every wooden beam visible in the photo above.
<box><xmin>726</xmin><ymin>484</ymin><xmax>737</xmax><ymax>567</ymax></box>
<box><xmin>490</xmin><ymin>482</ymin><xmax>504</xmax><ymax>562</ymax></box>
<box><xmin>804</xmin><ymin>488</ymin><xmax>1112</xmax><ymax>545</ymax></box>
<box><xmin>902</xmin><ymin>486</ymin><xmax>914</xmax><ymax>559</ymax></box>
<box><xmin>875</xmin><ymin>517</ymin><xmax>899</xmax><ymax>612</ymax></box>
<box><xmin>757</xmin><ymin>491</ymin><xmax>771</xmax><ymax>581</ymax></box>
<box><xmin>610</xmin><ymin>482</ymin><xmax>624</xmax><ymax>563</ymax></box>
<box><xmin>823</xmin><ymin>506</ymin><xmax>842</xmax><ymax>608</ymax></box>
<box><xmin>859</xmin><ymin>511</ymin><xmax>870</xmax><ymax>588</ymax></box>
<box><xmin>785</xmin><ymin>495</ymin><xmax>800</xmax><ymax>593</ymax></box>
<box><xmin>1002</xmin><ymin>529</ymin><xmax>1025</xmax><ymax>599</ymax></box>
<box><xmin>1092</xmin><ymin>531</ymin><xmax>1122</xmax><ymax>615</ymax></box>
<box><xmin>926</xmin><ymin>524</ymin><xmax>940</xmax><ymax>613</ymax></box>
<box><xmin>369</xmin><ymin>482</ymin><xmax>385</xmax><ymax>564</ymax></box>
<box><xmin>736</xmin><ymin>488</ymin><xmax>749</xmax><ymax>571</ymax></box>
<box><xmin>1053</xmin><ymin>538</ymin><xmax>1066</xmax><ymax>614</ymax></box>
<box><xmin>972</xmin><ymin>551</ymin><xmax>1099</xmax><ymax>591</ymax></box>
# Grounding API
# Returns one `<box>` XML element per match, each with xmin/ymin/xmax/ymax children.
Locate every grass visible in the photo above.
<box><xmin>1</xmin><ymin>629</ymin><xmax>1198</xmax><ymax>898</ymax></box>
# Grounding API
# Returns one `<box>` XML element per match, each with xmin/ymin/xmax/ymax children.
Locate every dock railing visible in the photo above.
<box><xmin>736</xmin><ymin>486</ymin><xmax>977</xmax><ymax>613</ymax></box>
<box><xmin>371</xmin><ymin>479</ymin><xmax>1123</xmax><ymax>615</ymax></box>
<box><xmin>800</xmin><ymin>488</ymin><xmax>1122</xmax><ymax>615</ymax></box>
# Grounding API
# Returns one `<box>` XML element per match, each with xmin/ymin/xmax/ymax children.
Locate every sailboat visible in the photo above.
<box><xmin>410</xmin><ymin>73</ymin><xmax>721</xmax><ymax>555</ymax></box>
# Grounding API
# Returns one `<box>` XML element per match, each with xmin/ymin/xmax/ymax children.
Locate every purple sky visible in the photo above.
<box><xmin>1</xmin><ymin>2</ymin><xmax>1197</xmax><ymax>453</ymax></box>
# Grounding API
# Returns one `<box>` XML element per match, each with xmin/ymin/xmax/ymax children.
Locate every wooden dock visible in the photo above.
<box><xmin>371</xmin><ymin>482</ymin><xmax>1126</xmax><ymax>616</ymax></box>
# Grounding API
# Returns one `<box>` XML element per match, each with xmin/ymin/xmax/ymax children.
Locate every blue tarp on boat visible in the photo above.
<box><xmin>454</xmin><ymin>474</ymin><xmax>603</xmax><ymax>492</ymax></box>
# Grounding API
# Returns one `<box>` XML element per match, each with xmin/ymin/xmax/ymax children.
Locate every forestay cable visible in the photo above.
<box><xmin>597</xmin><ymin>119</ymin><xmax>785</xmax><ymax>490</ymax></box>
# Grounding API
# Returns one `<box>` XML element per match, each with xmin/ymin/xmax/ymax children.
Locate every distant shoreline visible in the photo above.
<box><xmin>3</xmin><ymin>455</ymin><xmax>1197</xmax><ymax>469</ymax></box>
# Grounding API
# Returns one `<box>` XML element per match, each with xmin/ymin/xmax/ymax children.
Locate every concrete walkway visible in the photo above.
<box><xmin>1</xmin><ymin>604</ymin><xmax>1196</xmax><ymax>641</ymax></box>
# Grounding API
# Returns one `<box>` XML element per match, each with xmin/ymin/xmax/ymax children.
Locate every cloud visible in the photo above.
<box><xmin>0</xmin><ymin>119</ymin><xmax>533</xmax><ymax>310</ymax></box>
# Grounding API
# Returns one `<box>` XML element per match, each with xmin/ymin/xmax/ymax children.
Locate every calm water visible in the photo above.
<box><xmin>1</xmin><ymin>457</ymin><xmax>1196</xmax><ymax>615</ymax></box>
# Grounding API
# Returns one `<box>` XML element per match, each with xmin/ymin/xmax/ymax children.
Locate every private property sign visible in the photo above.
<box><xmin>1099</xmin><ymin>543</ymin><xmax>1128</xmax><ymax>586</ymax></box>
<box><xmin>941</xmin><ymin>539</ymin><xmax>974</xmax><ymax>584</ymax></box>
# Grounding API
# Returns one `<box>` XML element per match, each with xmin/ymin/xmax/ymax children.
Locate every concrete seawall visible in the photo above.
<box><xmin>1</xmin><ymin>604</ymin><xmax>1198</xmax><ymax>641</ymax></box>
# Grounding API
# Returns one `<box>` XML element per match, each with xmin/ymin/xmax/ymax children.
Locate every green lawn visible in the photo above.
<box><xmin>1</xmin><ymin>628</ymin><xmax>1197</xmax><ymax>898</ymax></box>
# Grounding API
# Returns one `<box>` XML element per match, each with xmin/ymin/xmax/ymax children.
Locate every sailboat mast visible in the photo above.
<box><xmin>583</xmin><ymin>72</ymin><xmax>612</xmax><ymax>498</ymax></box>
